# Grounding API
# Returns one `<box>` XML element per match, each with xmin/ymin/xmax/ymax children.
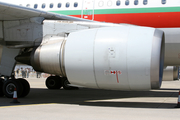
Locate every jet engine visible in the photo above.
<box><xmin>162</xmin><ymin>66</ymin><xmax>179</xmax><ymax>81</ymax></box>
<box><xmin>16</xmin><ymin>26</ymin><xmax>165</xmax><ymax>91</ymax></box>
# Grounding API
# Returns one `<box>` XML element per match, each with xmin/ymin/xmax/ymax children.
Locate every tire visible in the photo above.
<box><xmin>17</xmin><ymin>78</ymin><xmax>30</xmax><ymax>97</ymax></box>
<box><xmin>62</xmin><ymin>78</ymin><xmax>74</xmax><ymax>90</ymax></box>
<box><xmin>3</xmin><ymin>79</ymin><xmax>23</xmax><ymax>98</ymax></box>
<box><xmin>0</xmin><ymin>78</ymin><xmax>4</xmax><ymax>97</ymax></box>
<box><xmin>62</xmin><ymin>78</ymin><xmax>79</xmax><ymax>90</ymax></box>
<box><xmin>45</xmin><ymin>76</ymin><xmax>62</xmax><ymax>89</ymax></box>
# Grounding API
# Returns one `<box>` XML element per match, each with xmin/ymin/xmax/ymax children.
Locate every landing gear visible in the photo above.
<box><xmin>17</xmin><ymin>78</ymin><xmax>30</xmax><ymax>97</ymax></box>
<box><xmin>3</xmin><ymin>79</ymin><xmax>23</xmax><ymax>98</ymax></box>
<box><xmin>45</xmin><ymin>76</ymin><xmax>62</xmax><ymax>89</ymax></box>
<box><xmin>62</xmin><ymin>78</ymin><xmax>78</xmax><ymax>90</ymax></box>
<box><xmin>1</xmin><ymin>78</ymin><xmax>30</xmax><ymax>98</ymax></box>
<box><xmin>45</xmin><ymin>76</ymin><xmax>78</xmax><ymax>90</ymax></box>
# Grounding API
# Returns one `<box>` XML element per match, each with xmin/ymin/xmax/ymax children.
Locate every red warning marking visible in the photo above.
<box><xmin>111</xmin><ymin>71</ymin><xmax>116</xmax><ymax>74</ymax></box>
<box><xmin>117</xmin><ymin>71</ymin><xmax>122</xmax><ymax>74</ymax></box>
<box><xmin>104</xmin><ymin>70</ymin><xmax>122</xmax><ymax>76</ymax></box>
<box><xmin>110</xmin><ymin>71</ymin><xmax>122</xmax><ymax>74</ymax></box>
<box><xmin>110</xmin><ymin>70</ymin><xmax>122</xmax><ymax>83</ymax></box>
<box><xmin>116</xmin><ymin>71</ymin><xmax>119</xmax><ymax>83</ymax></box>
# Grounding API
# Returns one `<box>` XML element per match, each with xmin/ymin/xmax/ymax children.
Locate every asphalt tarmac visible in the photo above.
<box><xmin>0</xmin><ymin>78</ymin><xmax>180</xmax><ymax>120</ymax></box>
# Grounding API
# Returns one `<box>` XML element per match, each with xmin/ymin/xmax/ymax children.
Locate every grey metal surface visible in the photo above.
<box><xmin>38</xmin><ymin>35</ymin><xmax>66</xmax><ymax>75</ymax></box>
<box><xmin>0</xmin><ymin>45</ymin><xmax>20</xmax><ymax>76</ymax></box>
<box><xmin>173</xmin><ymin>66</ymin><xmax>179</xmax><ymax>80</ymax></box>
<box><xmin>2</xmin><ymin>19</ymin><xmax>116</xmax><ymax>48</ymax></box>
<box><xmin>158</xmin><ymin>28</ymin><xmax>180</xmax><ymax>66</ymax></box>
<box><xmin>163</xmin><ymin>66</ymin><xmax>179</xmax><ymax>81</ymax></box>
<box><xmin>150</xmin><ymin>29</ymin><xmax>164</xmax><ymax>89</ymax></box>
<box><xmin>3</xmin><ymin>17</ymin><xmax>43</xmax><ymax>47</ymax></box>
<box><xmin>0</xmin><ymin>78</ymin><xmax>180</xmax><ymax>120</ymax></box>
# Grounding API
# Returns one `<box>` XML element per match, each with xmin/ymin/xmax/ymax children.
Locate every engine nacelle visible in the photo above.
<box><xmin>16</xmin><ymin>26</ymin><xmax>164</xmax><ymax>91</ymax></box>
<box><xmin>65</xmin><ymin>26</ymin><xmax>164</xmax><ymax>90</ymax></box>
<box><xmin>162</xmin><ymin>66</ymin><xmax>179</xmax><ymax>81</ymax></box>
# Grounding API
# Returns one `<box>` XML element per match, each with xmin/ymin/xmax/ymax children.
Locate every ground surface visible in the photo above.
<box><xmin>0</xmin><ymin>78</ymin><xmax>180</xmax><ymax>120</ymax></box>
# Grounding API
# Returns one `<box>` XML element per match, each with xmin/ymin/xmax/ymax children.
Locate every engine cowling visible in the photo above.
<box><xmin>16</xmin><ymin>26</ymin><xmax>165</xmax><ymax>91</ymax></box>
<box><xmin>162</xmin><ymin>66</ymin><xmax>179</xmax><ymax>81</ymax></box>
<box><xmin>65</xmin><ymin>26</ymin><xmax>164</xmax><ymax>90</ymax></box>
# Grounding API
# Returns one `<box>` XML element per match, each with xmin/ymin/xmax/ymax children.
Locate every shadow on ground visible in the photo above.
<box><xmin>0</xmin><ymin>88</ymin><xmax>179</xmax><ymax>109</ymax></box>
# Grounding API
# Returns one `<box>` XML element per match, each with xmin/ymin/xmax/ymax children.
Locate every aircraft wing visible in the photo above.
<box><xmin>0</xmin><ymin>1</ymin><xmax>89</xmax><ymax>21</ymax></box>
